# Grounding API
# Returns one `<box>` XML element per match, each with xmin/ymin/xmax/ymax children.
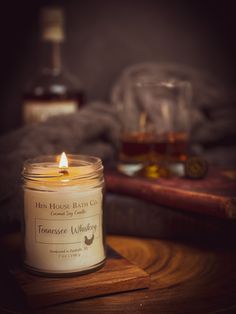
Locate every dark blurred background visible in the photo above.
<box><xmin>0</xmin><ymin>0</ymin><xmax>236</xmax><ymax>135</ymax></box>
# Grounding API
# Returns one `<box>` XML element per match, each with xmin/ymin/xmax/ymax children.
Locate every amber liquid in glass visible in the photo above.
<box><xmin>120</xmin><ymin>132</ymin><xmax>189</xmax><ymax>164</ymax></box>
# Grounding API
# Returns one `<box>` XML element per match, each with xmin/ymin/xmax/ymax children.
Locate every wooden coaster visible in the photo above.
<box><xmin>4</xmin><ymin>245</ymin><xmax>150</xmax><ymax>309</ymax></box>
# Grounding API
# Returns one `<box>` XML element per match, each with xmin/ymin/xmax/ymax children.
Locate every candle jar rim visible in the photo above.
<box><xmin>22</xmin><ymin>154</ymin><xmax>103</xmax><ymax>184</ymax></box>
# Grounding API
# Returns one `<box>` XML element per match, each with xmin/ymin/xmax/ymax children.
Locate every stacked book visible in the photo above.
<box><xmin>105</xmin><ymin>168</ymin><xmax>236</xmax><ymax>241</ymax></box>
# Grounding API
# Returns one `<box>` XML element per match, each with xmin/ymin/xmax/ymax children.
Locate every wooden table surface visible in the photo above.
<box><xmin>1</xmin><ymin>233</ymin><xmax>236</xmax><ymax>313</ymax></box>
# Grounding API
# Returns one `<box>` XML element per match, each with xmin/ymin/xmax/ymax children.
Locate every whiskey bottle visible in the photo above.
<box><xmin>22</xmin><ymin>6</ymin><xmax>85</xmax><ymax>125</ymax></box>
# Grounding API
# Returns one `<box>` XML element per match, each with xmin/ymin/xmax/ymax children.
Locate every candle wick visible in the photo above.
<box><xmin>59</xmin><ymin>168</ymin><xmax>69</xmax><ymax>176</ymax></box>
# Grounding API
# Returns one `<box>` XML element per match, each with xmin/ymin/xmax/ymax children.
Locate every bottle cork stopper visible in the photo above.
<box><xmin>40</xmin><ymin>6</ymin><xmax>65</xmax><ymax>42</ymax></box>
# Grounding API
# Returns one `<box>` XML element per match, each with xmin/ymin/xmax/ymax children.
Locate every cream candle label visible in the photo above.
<box><xmin>24</xmin><ymin>188</ymin><xmax>105</xmax><ymax>272</ymax></box>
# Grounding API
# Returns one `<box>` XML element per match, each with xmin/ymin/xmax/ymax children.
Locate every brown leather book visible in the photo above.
<box><xmin>105</xmin><ymin>168</ymin><xmax>236</xmax><ymax>219</ymax></box>
<box><xmin>105</xmin><ymin>193</ymin><xmax>236</xmax><ymax>241</ymax></box>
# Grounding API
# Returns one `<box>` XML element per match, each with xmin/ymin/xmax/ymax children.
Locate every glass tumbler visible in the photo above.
<box><xmin>117</xmin><ymin>78</ymin><xmax>192</xmax><ymax>177</ymax></box>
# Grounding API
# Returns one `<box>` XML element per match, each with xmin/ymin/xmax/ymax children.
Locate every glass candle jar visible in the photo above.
<box><xmin>22</xmin><ymin>154</ymin><xmax>106</xmax><ymax>277</ymax></box>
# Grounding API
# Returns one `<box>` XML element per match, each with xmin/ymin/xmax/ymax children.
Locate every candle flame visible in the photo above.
<box><xmin>59</xmin><ymin>152</ymin><xmax>68</xmax><ymax>169</ymax></box>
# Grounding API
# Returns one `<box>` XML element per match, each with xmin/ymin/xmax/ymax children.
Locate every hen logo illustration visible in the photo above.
<box><xmin>84</xmin><ymin>234</ymin><xmax>94</xmax><ymax>245</ymax></box>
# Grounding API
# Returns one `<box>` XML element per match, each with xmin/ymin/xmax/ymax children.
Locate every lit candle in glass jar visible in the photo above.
<box><xmin>22</xmin><ymin>153</ymin><xmax>106</xmax><ymax>276</ymax></box>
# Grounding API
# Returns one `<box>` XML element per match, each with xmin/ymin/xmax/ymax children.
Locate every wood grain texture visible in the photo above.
<box><xmin>0</xmin><ymin>234</ymin><xmax>149</xmax><ymax>309</ymax></box>
<box><xmin>1</xmin><ymin>233</ymin><xmax>236</xmax><ymax>313</ymax></box>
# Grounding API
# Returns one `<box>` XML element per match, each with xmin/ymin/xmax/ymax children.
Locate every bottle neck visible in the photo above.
<box><xmin>41</xmin><ymin>41</ymin><xmax>63</xmax><ymax>74</ymax></box>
